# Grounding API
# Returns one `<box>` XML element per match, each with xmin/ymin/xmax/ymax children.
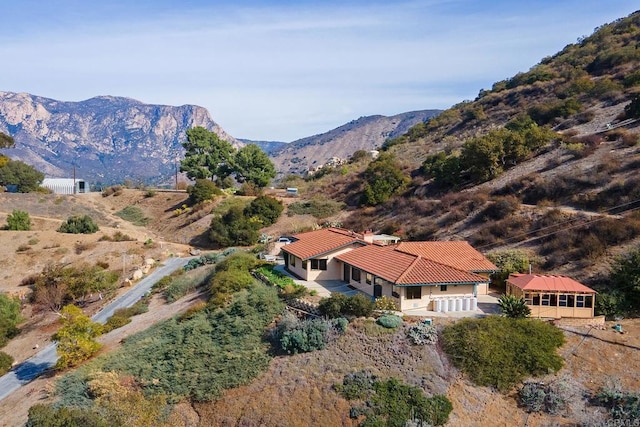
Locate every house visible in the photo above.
<box><xmin>506</xmin><ymin>273</ymin><xmax>596</xmax><ymax>318</ymax></box>
<box><xmin>42</xmin><ymin>178</ymin><xmax>88</xmax><ymax>195</ymax></box>
<box><xmin>280</xmin><ymin>228</ymin><xmax>497</xmax><ymax>312</ymax></box>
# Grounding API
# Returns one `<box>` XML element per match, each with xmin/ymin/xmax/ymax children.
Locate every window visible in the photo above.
<box><xmin>559</xmin><ymin>295</ymin><xmax>568</xmax><ymax>307</ymax></box>
<box><xmin>576</xmin><ymin>295</ymin><xmax>585</xmax><ymax>308</ymax></box>
<box><xmin>550</xmin><ymin>294</ymin><xmax>557</xmax><ymax>306</ymax></box>
<box><xmin>440</xmin><ymin>285</ymin><xmax>448</xmax><ymax>292</ymax></box>
<box><xmin>310</xmin><ymin>259</ymin><xmax>327</xmax><ymax>270</ymax></box>
<box><xmin>524</xmin><ymin>293</ymin><xmax>533</xmax><ymax>305</ymax></box>
<box><xmin>567</xmin><ymin>295</ymin><xmax>575</xmax><ymax>307</ymax></box>
<box><xmin>532</xmin><ymin>294</ymin><xmax>540</xmax><ymax>305</ymax></box>
<box><xmin>291</xmin><ymin>256</ymin><xmax>296</xmax><ymax>267</ymax></box>
<box><xmin>406</xmin><ymin>287</ymin><xmax>422</xmax><ymax>299</ymax></box>
<box><xmin>541</xmin><ymin>294</ymin><xmax>550</xmax><ymax>306</ymax></box>
<box><xmin>352</xmin><ymin>268</ymin><xmax>361</xmax><ymax>282</ymax></box>
<box><xmin>302</xmin><ymin>260</ymin><xmax>307</xmax><ymax>270</ymax></box>
<box><xmin>366</xmin><ymin>273</ymin><xmax>373</xmax><ymax>285</ymax></box>
<box><xmin>585</xmin><ymin>295</ymin><xmax>593</xmax><ymax>308</ymax></box>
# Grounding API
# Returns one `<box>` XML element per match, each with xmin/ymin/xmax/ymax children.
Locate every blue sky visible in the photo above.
<box><xmin>1</xmin><ymin>1</ymin><xmax>638</xmax><ymax>142</ymax></box>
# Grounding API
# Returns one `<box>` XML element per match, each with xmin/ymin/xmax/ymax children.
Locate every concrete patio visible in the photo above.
<box><xmin>273</xmin><ymin>264</ymin><xmax>501</xmax><ymax>318</ymax></box>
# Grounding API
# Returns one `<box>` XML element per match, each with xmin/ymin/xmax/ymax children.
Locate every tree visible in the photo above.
<box><xmin>606</xmin><ymin>245</ymin><xmax>640</xmax><ymax>314</ymax></box>
<box><xmin>208</xmin><ymin>205</ymin><xmax>261</xmax><ymax>247</ymax></box>
<box><xmin>244</xmin><ymin>195</ymin><xmax>283</xmax><ymax>226</ymax></box>
<box><xmin>498</xmin><ymin>294</ymin><xmax>531</xmax><ymax>318</ymax></box>
<box><xmin>0</xmin><ymin>132</ymin><xmax>14</xmax><ymax>149</ymax></box>
<box><xmin>232</xmin><ymin>144</ymin><xmax>276</xmax><ymax>188</ymax></box>
<box><xmin>361</xmin><ymin>153</ymin><xmax>409</xmax><ymax>206</ymax></box>
<box><xmin>0</xmin><ymin>159</ymin><xmax>44</xmax><ymax>192</ymax></box>
<box><xmin>52</xmin><ymin>305</ymin><xmax>103</xmax><ymax>369</ymax></box>
<box><xmin>0</xmin><ymin>293</ymin><xmax>22</xmax><ymax>347</ymax></box>
<box><xmin>487</xmin><ymin>249</ymin><xmax>535</xmax><ymax>292</ymax></box>
<box><xmin>5</xmin><ymin>209</ymin><xmax>31</xmax><ymax>230</ymax></box>
<box><xmin>180</xmin><ymin>127</ymin><xmax>235</xmax><ymax>181</ymax></box>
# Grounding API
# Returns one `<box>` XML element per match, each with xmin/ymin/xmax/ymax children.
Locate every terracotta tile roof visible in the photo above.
<box><xmin>283</xmin><ymin>228</ymin><xmax>364</xmax><ymax>260</ymax></box>
<box><xmin>395</xmin><ymin>241</ymin><xmax>498</xmax><ymax>272</ymax></box>
<box><xmin>336</xmin><ymin>245</ymin><xmax>487</xmax><ymax>285</ymax></box>
<box><xmin>507</xmin><ymin>274</ymin><xmax>596</xmax><ymax>293</ymax></box>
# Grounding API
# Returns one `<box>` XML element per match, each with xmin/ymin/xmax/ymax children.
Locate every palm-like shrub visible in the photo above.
<box><xmin>498</xmin><ymin>294</ymin><xmax>531</xmax><ymax>318</ymax></box>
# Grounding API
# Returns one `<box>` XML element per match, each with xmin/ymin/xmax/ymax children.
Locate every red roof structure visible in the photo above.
<box><xmin>284</xmin><ymin>228</ymin><xmax>365</xmax><ymax>260</ymax></box>
<box><xmin>395</xmin><ymin>241</ymin><xmax>498</xmax><ymax>272</ymax></box>
<box><xmin>507</xmin><ymin>274</ymin><xmax>596</xmax><ymax>293</ymax></box>
<box><xmin>336</xmin><ymin>244</ymin><xmax>487</xmax><ymax>286</ymax></box>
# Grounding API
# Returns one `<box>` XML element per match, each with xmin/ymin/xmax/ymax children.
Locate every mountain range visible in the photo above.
<box><xmin>0</xmin><ymin>91</ymin><xmax>440</xmax><ymax>184</ymax></box>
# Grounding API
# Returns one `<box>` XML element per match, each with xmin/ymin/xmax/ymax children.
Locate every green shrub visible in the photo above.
<box><xmin>102</xmin><ymin>314</ymin><xmax>132</xmax><ymax>333</ymax></box>
<box><xmin>183</xmin><ymin>252</ymin><xmax>223</xmax><ymax>271</ymax></box>
<box><xmin>441</xmin><ymin>316</ymin><xmax>564</xmax><ymax>392</ymax></box>
<box><xmin>337</xmin><ymin>373</ymin><xmax>452</xmax><ymax>426</ymax></box>
<box><xmin>58</xmin><ymin>215</ymin><xmax>99</xmax><ymax>234</ymax></box>
<box><xmin>277</xmin><ymin>315</ymin><xmax>347</xmax><ymax>355</ymax></box>
<box><xmin>318</xmin><ymin>293</ymin><xmax>374</xmax><ymax>318</ymax></box>
<box><xmin>406</xmin><ymin>321</ymin><xmax>438</xmax><ymax>345</ymax></box>
<box><xmin>0</xmin><ymin>293</ymin><xmax>23</xmax><ymax>347</ymax></box>
<box><xmin>5</xmin><ymin>210</ymin><xmax>31</xmax><ymax>230</ymax></box>
<box><xmin>187</xmin><ymin>179</ymin><xmax>222</xmax><ymax>204</ymax></box>
<box><xmin>254</xmin><ymin>265</ymin><xmax>306</xmax><ymax>298</ymax></box>
<box><xmin>115</xmin><ymin>206</ymin><xmax>150</xmax><ymax>226</ymax></box>
<box><xmin>244</xmin><ymin>195</ymin><xmax>283</xmax><ymax>226</ymax></box>
<box><xmin>374</xmin><ymin>295</ymin><xmax>399</xmax><ymax>311</ymax></box>
<box><xmin>376</xmin><ymin>314</ymin><xmax>402</xmax><ymax>329</ymax></box>
<box><xmin>55</xmin><ymin>283</ymin><xmax>284</xmax><ymax>404</ymax></box>
<box><xmin>0</xmin><ymin>351</ymin><xmax>13</xmax><ymax>376</ymax></box>
<box><xmin>498</xmin><ymin>295</ymin><xmax>531</xmax><ymax>318</ymax></box>
<box><xmin>593</xmin><ymin>388</ymin><xmax>640</xmax><ymax>421</ymax></box>
<box><xmin>519</xmin><ymin>381</ymin><xmax>568</xmax><ymax>415</ymax></box>
<box><xmin>287</xmin><ymin>198</ymin><xmax>345</xmax><ymax>219</ymax></box>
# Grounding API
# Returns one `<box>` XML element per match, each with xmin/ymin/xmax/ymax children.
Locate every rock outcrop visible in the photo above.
<box><xmin>0</xmin><ymin>91</ymin><xmax>240</xmax><ymax>185</ymax></box>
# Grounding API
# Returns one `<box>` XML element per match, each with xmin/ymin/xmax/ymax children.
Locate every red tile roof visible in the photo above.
<box><xmin>395</xmin><ymin>241</ymin><xmax>498</xmax><ymax>272</ymax></box>
<box><xmin>336</xmin><ymin>245</ymin><xmax>487</xmax><ymax>285</ymax></box>
<box><xmin>283</xmin><ymin>228</ymin><xmax>364</xmax><ymax>260</ymax></box>
<box><xmin>507</xmin><ymin>274</ymin><xmax>596</xmax><ymax>293</ymax></box>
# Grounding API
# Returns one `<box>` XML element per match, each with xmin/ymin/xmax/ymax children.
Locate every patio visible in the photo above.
<box><xmin>274</xmin><ymin>265</ymin><xmax>500</xmax><ymax>318</ymax></box>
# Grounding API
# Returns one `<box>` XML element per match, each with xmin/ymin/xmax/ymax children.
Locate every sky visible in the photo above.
<box><xmin>1</xmin><ymin>1</ymin><xmax>638</xmax><ymax>142</ymax></box>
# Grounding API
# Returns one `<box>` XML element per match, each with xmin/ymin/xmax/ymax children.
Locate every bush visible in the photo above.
<box><xmin>441</xmin><ymin>316</ymin><xmax>564</xmax><ymax>392</ymax></box>
<box><xmin>593</xmin><ymin>388</ymin><xmax>640</xmax><ymax>421</ymax></box>
<box><xmin>5</xmin><ymin>210</ymin><xmax>31</xmax><ymax>230</ymax></box>
<box><xmin>318</xmin><ymin>293</ymin><xmax>374</xmax><ymax>318</ymax></box>
<box><xmin>274</xmin><ymin>312</ymin><xmax>347</xmax><ymax>354</ymax></box>
<box><xmin>187</xmin><ymin>179</ymin><xmax>222</xmax><ymax>204</ymax></box>
<box><xmin>115</xmin><ymin>206</ymin><xmax>150</xmax><ymax>226</ymax></box>
<box><xmin>0</xmin><ymin>351</ymin><xmax>13</xmax><ymax>376</ymax></box>
<box><xmin>336</xmin><ymin>373</ymin><xmax>452</xmax><ymax>426</ymax></box>
<box><xmin>0</xmin><ymin>293</ymin><xmax>23</xmax><ymax>347</ymax></box>
<box><xmin>406</xmin><ymin>321</ymin><xmax>438</xmax><ymax>345</ymax></box>
<box><xmin>519</xmin><ymin>381</ymin><xmax>568</xmax><ymax>415</ymax></box>
<box><xmin>498</xmin><ymin>295</ymin><xmax>531</xmax><ymax>318</ymax></box>
<box><xmin>374</xmin><ymin>295</ymin><xmax>400</xmax><ymax>311</ymax></box>
<box><xmin>376</xmin><ymin>314</ymin><xmax>402</xmax><ymax>329</ymax></box>
<box><xmin>287</xmin><ymin>198</ymin><xmax>345</xmax><ymax>219</ymax></box>
<box><xmin>243</xmin><ymin>195</ymin><xmax>283</xmax><ymax>226</ymax></box>
<box><xmin>58</xmin><ymin>215</ymin><xmax>99</xmax><ymax>234</ymax></box>
<box><xmin>101</xmin><ymin>185</ymin><xmax>123</xmax><ymax>197</ymax></box>
<box><xmin>102</xmin><ymin>314</ymin><xmax>132</xmax><ymax>333</ymax></box>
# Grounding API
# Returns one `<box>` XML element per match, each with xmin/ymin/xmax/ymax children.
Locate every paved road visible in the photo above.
<box><xmin>0</xmin><ymin>256</ymin><xmax>190</xmax><ymax>402</ymax></box>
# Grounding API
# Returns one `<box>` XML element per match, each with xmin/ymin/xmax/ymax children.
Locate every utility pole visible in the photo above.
<box><xmin>175</xmin><ymin>157</ymin><xmax>179</xmax><ymax>190</ymax></box>
<box><xmin>73</xmin><ymin>164</ymin><xmax>76</xmax><ymax>195</ymax></box>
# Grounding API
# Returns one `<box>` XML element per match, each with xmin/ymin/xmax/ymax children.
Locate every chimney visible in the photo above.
<box><xmin>363</xmin><ymin>230</ymin><xmax>374</xmax><ymax>244</ymax></box>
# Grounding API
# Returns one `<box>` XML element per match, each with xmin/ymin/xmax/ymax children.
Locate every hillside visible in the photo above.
<box><xmin>269</xmin><ymin>110</ymin><xmax>441</xmax><ymax>177</ymax></box>
<box><xmin>301</xmin><ymin>11</ymin><xmax>640</xmax><ymax>289</ymax></box>
<box><xmin>0</xmin><ymin>92</ymin><xmax>240</xmax><ymax>185</ymax></box>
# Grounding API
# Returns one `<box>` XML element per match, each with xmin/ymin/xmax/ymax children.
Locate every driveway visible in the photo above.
<box><xmin>0</xmin><ymin>256</ymin><xmax>190</xmax><ymax>402</ymax></box>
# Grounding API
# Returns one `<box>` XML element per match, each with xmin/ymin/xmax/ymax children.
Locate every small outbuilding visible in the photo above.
<box><xmin>42</xmin><ymin>178</ymin><xmax>88</xmax><ymax>195</ymax></box>
<box><xmin>506</xmin><ymin>273</ymin><xmax>596</xmax><ymax>318</ymax></box>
